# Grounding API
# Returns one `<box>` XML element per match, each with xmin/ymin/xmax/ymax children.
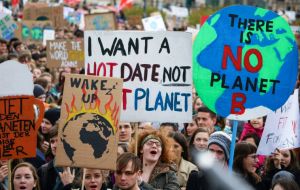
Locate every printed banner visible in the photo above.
<box><xmin>85</xmin><ymin>12</ymin><xmax>116</xmax><ymax>30</ymax></box>
<box><xmin>56</xmin><ymin>74</ymin><xmax>123</xmax><ymax>169</ymax></box>
<box><xmin>193</xmin><ymin>5</ymin><xmax>298</xmax><ymax>120</ymax></box>
<box><xmin>0</xmin><ymin>13</ymin><xmax>17</xmax><ymax>40</ymax></box>
<box><xmin>257</xmin><ymin>89</ymin><xmax>300</xmax><ymax>155</ymax></box>
<box><xmin>47</xmin><ymin>39</ymin><xmax>84</xmax><ymax>68</ymax></box>
<box><xmin>84</xmin><ymin>31</ymin><xmax>192</xmax><ymax>122</ymax></box>
<box><xmin>0</xmin><ymin>60</ymin><xmax>44</xmax><ymax>160</ymax></box>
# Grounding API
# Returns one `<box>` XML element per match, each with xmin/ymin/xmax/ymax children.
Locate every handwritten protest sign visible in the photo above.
<box><xmin>142</xmin><ymin>15</ymin><xmax>166</xmax><ymax>31</ymax></box>
<box><xmin>257</xmin><ymin>89</ymin><xmax>300</xmax><ymax>155</ymax></box>
<box><xmin>23</xmin><ymin>3</ymin><xmax>64</xmax><ymax>27</ymax></box>
<box><xmin>193</xmin><ymin>5</ymin><xmax>298</xmax><ymax>120</ymax></box>
<box><xmin>47</xmin><ymin>39</ymin><xmax>84</xmax><ymax>68</ymax></box>
<box><xmin>15</xmin><ymin>21</ymin><xmax>53</xmax><ymax>43</ymax></box>
<box><xmin>85</xmin><ymin>12</ymin><xmax>116</xmax><ymax>30</ymax></box>
<box><xmin>56</xmin><ymin>74</ymin><xmax>122</xmax><ymax>169</ymax></box>
<box><xmin>85</xmin><ymin>31</ymin><xmax>192</xmax><ymax>122</ymax></box>
<box><xmin>0</xmin><ymin>60</ymin><xmax>44</xmax><ymax>159</ymax></box>
<box><xmin>0</xmin><ymin>13</ymin><xmax>17</xmax><ymax>40</ymax></box>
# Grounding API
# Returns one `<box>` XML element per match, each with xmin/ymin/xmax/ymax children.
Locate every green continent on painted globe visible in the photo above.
<box><xmin>61</xmin><ymin>113</ymin><xmax>113</xmax><ymax>162</ymax></box>
<box><xmin>193</xmin><ymin>5</ymin><xmax>298</xmax><ymax>119</ymax></box>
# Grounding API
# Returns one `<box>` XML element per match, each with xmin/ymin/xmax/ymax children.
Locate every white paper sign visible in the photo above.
<box><xmin>43</xmin><ymin>29</ymin><xmax>55</xmax><ymax>46</ymax></box>
<box><xmin>290</xmin><ymin>25</ymin><xmax>300</xmax><ymax>34</ymax></box>
<box><xmin>170</xmin><ymin>6</ymin><xmax>189</xmax><ymax>17</ymax></box>
<box><xmin>286</xmin><ymin>11</ymin><xmax>296</xmax><ymax>21</ymax></box>
<box><xmin>142</xmin><ymin>15</ymin><xmax>166</xmax><ymax>31</ymax></box>
<box><xmin>0</xmin><ymin>60</ymin><xmax>33</xmax><ymax>96</ymax></box>
<box><xmin>257</xmin><ymin>89</ymin><xmax>300</xmax><ymax>155</ymax></box>
<box><xmin>84</xmin><ymin>31</ymin><xmax>192</xmax><ymax>122</ymax></box>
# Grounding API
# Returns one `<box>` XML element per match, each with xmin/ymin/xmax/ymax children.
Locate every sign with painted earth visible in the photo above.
<box><xmin>193</xmin><ymin>5</ymin><xmax>298</xmax><ymax>120</ymax></box>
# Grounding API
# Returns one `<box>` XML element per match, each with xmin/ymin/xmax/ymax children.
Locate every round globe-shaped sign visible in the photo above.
<box><xmin>193</xmin><ymin>5</ymin><xmax>298</xmax><ymax>120</ymax></box>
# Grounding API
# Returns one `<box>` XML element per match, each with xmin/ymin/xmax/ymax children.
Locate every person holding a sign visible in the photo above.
<box><xmin>38</xmin><ymin>125</ymin><xmax>75</xmax><ymax>190</ymax></box>
<box><xmin>132</xmin><ymin>130</ymin><xmax>180</xmax><ymax>190</ymax></box>
<box><xmin>263</xmin><ymin>149</ymin><xmax>300</xmax><ymax>188</ymax></box>
<box><xmin>0</xmin><ymin>160</ymin><xmax>8</xmax><ymax>190</ymax></box>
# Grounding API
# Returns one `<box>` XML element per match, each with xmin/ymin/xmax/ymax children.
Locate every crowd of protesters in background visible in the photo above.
<box><xmin>0</xmin><ymin>1</ymin><xmax>300</xmax><ymax>190</ymax></box>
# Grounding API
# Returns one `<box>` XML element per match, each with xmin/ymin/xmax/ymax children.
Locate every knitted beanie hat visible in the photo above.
<box><xmin>44</xmin><ymin>108</ymin><xmax>61</xmax><ymax>126</ymax></box>
<box><xmin>33</xmin><ymin>84</ymin><xmax>45</xmax><ymax>98</ymax></box>
<box><xmin>208</xmin><ymin>131</ymin><xmax>232</xmax><ymax>161</ymax></box>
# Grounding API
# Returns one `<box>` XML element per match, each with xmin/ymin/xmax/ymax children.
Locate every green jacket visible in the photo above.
<box><xmin>148</xmin><ymin>162</ymin><xmax>180</xmax><ymax>190</ymax></box>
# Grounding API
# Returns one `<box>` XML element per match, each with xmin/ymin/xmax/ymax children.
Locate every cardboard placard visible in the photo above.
<box><xmin>84</xmin><ymin>31</ymin><xmax>192</xmax><ymax>122</ymax></box>
<box><xmin>14</xmin><ymin>21</ymin><xmax>53</xmax><ymax>43</ymax></box>
<box><xmin>257</xmin><ymin>89</ymin><xmax>300</xmax><ymax>155</ymax></box>
<box><xmin>0</xmin><ymin>60</ymin><xmax>45</xmax><ymax>160</ymax></box>
<box><xmin>23</xmin><ymin>3</ymin><xmax>64</xmax><ymax>28</ymax></box>
<box><xmin>47</xmin><ymin>39</ymin><xmax>84</xmax><ymax>68</ymax></box>
<box><xmin>56</xmin><ymin>74</ymin><xmax>123</xmax><ymax>169</ymax></box>
<box><xmin>193</xmin><ymin>5</ymin><xmax>298</xmax><ymax>120</ymax></box>
<box><xmin>0</xmin><ymin>13</ymin><xmax>17</xmax><ymax>40</ymax></box>
<box><xmin>85</xmin><ymin>12</ymin><xmax>116</xmax><ymax>30</ymax></box>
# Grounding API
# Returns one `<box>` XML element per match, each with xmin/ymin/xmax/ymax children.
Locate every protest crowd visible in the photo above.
<box><xmin>0</xmin><ymin>0</ymin><xmax>300</xmax><ymax>190</ymax></box>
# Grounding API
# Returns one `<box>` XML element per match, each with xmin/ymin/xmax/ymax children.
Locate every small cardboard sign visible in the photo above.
<box><xmin>47</xmin><ymin>39</ymin><xmax>84</xmax><ymax>68</ymax></box>
<box><xmin>0</xmin><ymin>60</ymin><xmax>45</xmax><ymax>160</ymax></box>
<box><xmin>14</xmin><ymin>21</ymin><xmax>53</xmax><ymax>43</ymax></box>
<box><xmin>0</xmin><ymin>13</ymin><xmax>17</xmax><ymax>40</ymax></box>
<box><xmin>23</xmin><ymin>3</ymin><xmax>64</xmax><ymax>27</ymax></box>
<box><xmin>85</xmin><ymin>12</ymin><xmax>116</xmax><ymax>30</ymax></box>
<box><xmin>56</xmin><ymin>74</ymin><xmax>123</xmax><ymax>169</ymax></box>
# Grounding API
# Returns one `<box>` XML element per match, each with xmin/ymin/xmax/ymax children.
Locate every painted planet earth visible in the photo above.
<box><xmin>193</xmin><ymin>5</ymin><xmax>298</xmax><ymax>120</ymax></box>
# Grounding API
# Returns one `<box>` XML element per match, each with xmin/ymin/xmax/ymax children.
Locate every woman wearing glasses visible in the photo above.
<box><xmin>131</xmin><ymin>129</ymin><xmax>180</xmax><ymax>190</ymax></box>
<box><xmin>233</xmin><ymin>142</ymin><xmax>266</xmax><ymax>190</ymax></box>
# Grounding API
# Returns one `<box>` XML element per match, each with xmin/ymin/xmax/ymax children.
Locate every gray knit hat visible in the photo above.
<box><xmin>272</xmin><ymin>171</ymin><xmax>296</xmax><ymax>187</ymax></box>
<box><xmin>208</xmin><ymin>131</ymin><xmax>232</xmax><ymax>161</ymax></box>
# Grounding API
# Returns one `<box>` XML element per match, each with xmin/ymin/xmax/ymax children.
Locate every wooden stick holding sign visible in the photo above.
<box><xmin>81</xmin><ymin>168</ymin><xmax>86</xmax><ymax>190</ymax></box>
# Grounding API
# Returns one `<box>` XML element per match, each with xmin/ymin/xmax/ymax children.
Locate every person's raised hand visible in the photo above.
<box><xmin>59</xmin><ymin>167</ymin><xmax>75</xmax><ymax>186</ymax></box>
